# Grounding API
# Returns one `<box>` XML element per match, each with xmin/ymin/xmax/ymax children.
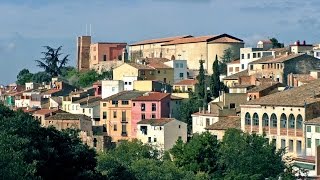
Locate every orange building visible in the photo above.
<box><xmin>100</xmin><ymin>91</ymin><xmax>145</xmax><ymax>142</ymax></box>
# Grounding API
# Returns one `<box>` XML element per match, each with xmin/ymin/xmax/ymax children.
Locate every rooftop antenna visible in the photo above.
<box><xmin>89</xmin><ymin>24</ymin><xmax>92</xmax><ymax>36</ymax></box>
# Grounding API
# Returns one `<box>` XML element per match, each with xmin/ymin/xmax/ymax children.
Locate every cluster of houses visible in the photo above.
<box><xmin>3</xmin><ymin>33</ymin><xmax>320</xmax><ymax>177</ymax></box>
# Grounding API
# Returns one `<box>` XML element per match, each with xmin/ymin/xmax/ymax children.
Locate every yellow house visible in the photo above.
<box><xmin>173</xmin><ymin>79</ymin><xmax>198</xmax><ymax>92</ymax></box>
<box><xmin>100</xmin><ymin>91</ymin><xmax>145</xmax><ymax>142</ymax></box>
<box><xmin>113</xmin><ymin>62</ymin><xmax>174</xmax><ymax>85</ymax></box>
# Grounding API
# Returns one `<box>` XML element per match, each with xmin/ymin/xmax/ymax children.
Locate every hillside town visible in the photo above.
<box><xmin>2</xmin><ymin>33</ymin><xmax>320</xmax><ymax>179</ymax></box>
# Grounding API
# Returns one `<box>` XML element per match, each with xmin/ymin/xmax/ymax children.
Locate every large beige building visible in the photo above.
<box><xmin>241</xmin><ymin>79</ymin><xmax>320</xmax><ymax>157</ymax></box>
<box><xmin>129</xmin><ymin>34</ymin><xmax>244</xmax><ymax>74</ymax></box>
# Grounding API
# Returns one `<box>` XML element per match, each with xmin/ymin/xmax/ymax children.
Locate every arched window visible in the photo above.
<box><xmin>262</xmin><ymin>113</ymin><xmax>269</xmax><ymax>126</ymax></box>
<box><xmin>280</xmin><ymin>113</ymin><xmax>287</xmax><ymax>128</ymax></box>
<box><xmin>245</xmin><ymin>112</ymin><xmax>251</xmax><ymax>125</ymax></box>
<box><xmin>289</xmin><ymin>114</ymin><xmax>295</xmax><ymax>129</ymax></box>
<box><xmin>271</xmin><ymin>113</ymin><xmax>277</xmax><ymax>127</ymax></box>
<box><xmin>253</xmin><ymin>113</ymin><xmax>259</xmax><ymax>126</ymax></box>
<box><xmin>297</xmin><ymin>114</ymin><xmax>303</xmax><ymax>129</ymax></box>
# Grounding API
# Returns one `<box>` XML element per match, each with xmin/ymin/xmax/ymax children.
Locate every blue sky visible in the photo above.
<box><xmin>0</xmin><ymin>0</ymin><xmax>319</xmax><ymax>84</ymax></box>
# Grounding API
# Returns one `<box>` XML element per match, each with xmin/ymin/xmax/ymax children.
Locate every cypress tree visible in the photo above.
<box><xmin>196</xmin><ymin>60</ymin><xmax>205</xmax><ymax>100</ymax></box>
<box><xmin>210</xmin><ymin>55</ymin><xmax>221</xmax><ymax>98</ymax></box>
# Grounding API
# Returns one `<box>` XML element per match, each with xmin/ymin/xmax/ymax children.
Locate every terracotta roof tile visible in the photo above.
<box><xmin>209</xmin><ymin>37</ymin><xmax>243</xmax><ymax>43</ymax></box>
<box><xmin>33</xmin><ymin>108</ymin><xmax>60</xmax><ymax>115</ymax></box>
<box><xmin>205</xmin><ymin>116</ymin><xmax>241</xmax><ymax>130</ymax></box>
<box><xmin>73</xmin><ymin>96</ymin><xmax>101</xmax><ymax>105</ymax></box>
<box><xmin>137</xmin><ymin>118</ymin><xmax>175</xmax><ymax>126</ymax></box>
<box><xmin>162</xmin><ymin>35</ymin><xmax>217</xmax><ymax>45</ymax></box>
<box><xmin>223</xmin><ymin>70</ymin><xmax>248</xmax><ymax>80</ymax></box>
<box><xmin>133</xmin><ymin>92</ymin><xmax>170</xmax><ymax>101</ymax></box>
<box><xmin>46</xmin><ymin>112</ymin><xmax>91</xmax><ymax>121</ymax></box>
<box><xmin>102</xmin><ymin>91</ymin><xmax>146</xmax><ymax>101</ymax></box>
<box><xmin>130</xmin><ymin>35</ymin><xmax>192</xmax><ymax>46</ymax></box>
<box><xmin>245</xmin><ymin>79</ymin><xmax>320</xmax><ymax>107</ymax></box>
<box><xmin>305</xmin><ymin>117</ymin><xmax>320</xmax><ymax>125</ymax></box>
<box><xmin>229</xmin><ymin>59</ymin><xmax>240</xmax><ymax>64</ymax></box>
<box><xmin>127</xmin><ymin>63</ymin><xmax>155</xmax><ymax>70</ymax></box>
<box><xmin>250</xmin><ymin>53</ymin><xmax>303</xmax><ymax>64</ymax></box>
<box><xmin>174</xmin><ymin>79</ymin><xmax>198</xmax><ymax>85</ymax></box>
<box><xmin>247</xmin><ymin>82</ymin><xmax>285</xmax><ymax>93</ymax></box>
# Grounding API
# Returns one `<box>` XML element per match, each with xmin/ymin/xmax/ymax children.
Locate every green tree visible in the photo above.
<box><xmin>0</xmin><ymin>104</ymin><xmax>101</xmax><ymax>180</ymax></box>
<box><xmin>209</xmin><ymin>55</ymin><xmax>221</xmax><ymax>98</ymax></box>
<box><xmin>196</xmin><ymin>60</ymin><xmax>205</xmax><ymax>100</ymax></box>
<box><xmin>16</xmin><ymin>69</ymin><xmax>33</xmax><ymax>85</ymax></box>
<box><xmin>32</xmin><ymin>71</ymin><xmax>51</xmax><ymax>83</ymax></box>
<box><xmin>171</xmin><ymin>132</ymin><xmax>220</xmax><ymax>176</ymax></box>
<box><xmin>219</xmin><ymin>129</ymin><xmax>286</xmax><ymax>179</ymax></box>
<box><xmin>270</xmin><ymin>38</ymin><xmax>284</xmax><ymax>48</ymax></box>
<box><xmin>219</xmin><ymin>48</ymin><xmax>234</xmax><ymax>75</ymax></box>
<box><xmin>35</xmin><ymin>46</ymin><xmax>69</xmax><ymax>77</ymax></box>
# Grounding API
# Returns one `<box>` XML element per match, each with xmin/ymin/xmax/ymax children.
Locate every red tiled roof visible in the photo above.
<box><xmin>130</xmin><ymin>35</ymin><xmax>192</xmax><ymax>46</ymax></box>
<box><xmin>147</xmin><ymin>62</ymin><xmax>171</xmax><ymax>69</ymax></box>
<box><xmin>205</xmin><ymin>116</ymin><xmax>241</xmax><ymax>130</ymax></box>
<box><xmin>229</xmin><ymin>59</ymin><xmax>240</xmax><ymax>64</ymax></box>
<box><xmin>33</xmin><ymin>108</ymin><xmax>60</xmax><ymax>115</ymax></box>
<box><xmin>137</xmin><ymin>118</ymin><xmax>176</xmax><ymax>126</ymax></box>
<box><xmin>174</xmin><ymin>79</ymin><xmax>198</xmax><ymax>86</ymax></box>
<box><xmin>133</xmin><ymin>92</ymin><xmax>170</xmax><ymax>101</ymax></box>
<box><xmin>162</xmin><ymin>35</ymin><xmax>216</xmax><ymax>45</ymax></box>
<box><xmin>127</xmin><ymin>63</ymin><xmax>155</xmax><ymax>70</ymax></box>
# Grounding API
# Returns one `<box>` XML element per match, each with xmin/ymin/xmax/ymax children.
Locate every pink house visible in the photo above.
<box><xmin>93</xmin><ymin>81</ymin><xmax>102</xmax><ymax>97</ymax></box>
<box><xmin>131</xmin><ymin>92</ymin><xmax>171</xmax><ymax>137</ymax></box>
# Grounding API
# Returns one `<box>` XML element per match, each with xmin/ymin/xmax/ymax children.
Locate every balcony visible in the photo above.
<box><xmin>121</xmin><ymin>132</ymin><xmax>128</xmax><ymax>137</ymax></box>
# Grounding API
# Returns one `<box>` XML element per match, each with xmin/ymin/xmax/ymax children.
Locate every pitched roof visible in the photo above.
<box><xmin>293</xmin><ymin>74</ymin><xmax>315</xmax><ymax>83</ymax></box>
<box><xmin>228</xmin><ymin>59</ymin><xmax>240</xmax><ymax>64</ymax></box>
<box><xmin>102</xmin><ymin>91</ymin><xmax>146</xmax><ymax>101</ymax></box>
<box><xmin>249</xmin><ymin>53</ymin><xmax>303</xmax><ymax>64</ymax></box>
<box><xmin>205</xmin><ymin>116</ymin><xmax>241</xmax><ymax>130</ymax></box>
<box><xmin>259</xmin><ymin>40</ymin><xmax>272</xmax><ymax>44</ymax></box>
<box><xmin>305</xmin><ymin>117</ymin><xmax>320</xmax><ymax>125</ymax></box>
<box><xmin>147</xmin><ymin>61</ymin><xmax>172</xmax><ymax>69</ymax></box>
<box><xmin>174</xmin><ymin>79</ymin><xmax>198</xmax><ymax>85</ymax></box>
<box><xmin>245</xmin><ymin>79</ymin><xmax>320</xmax><ymax>107</ymax></box>
<box><xmin>137</xmin><ymin>118</ymin><xmax>175</xmax><ymax>126</ymax></box>
<box><xmin>41</xmin><ymin>89</ymin><xmax>61</xmax><ymax>95</ymax></box>
<box><xmin>171</xmin><ymin>95</ymin><xmax>184</xmax><ymax>100</ymax></box>
<box><xmin>81</xmin><ymin>100</ymin><xmax>100</xmax><ymax>108</ymax></box>
<box><xmin>33</xmin><ymin>108</ymin><xmax>61</xmax><ymax>115</ymax></box>
<box><xmin>50</xmin><ymin>97</ymin><xmax>62</xmax><ymax>104</ymax></box>
<box><xmin>247</xmin><ymin>82</ymin><xmax>285</xmax><ymax>93</ymax></box>
<box><xmin>127</xmin><ymin>63</ymin><xmax>155</xmax><ymax>70</ymax></box>
<box><xmin>133</xmin><ymin>92</ymin><xmax>170</xmax><ymax>101</ymax></box>
<box><xmin>130</xmin><ymin>35</ymin><xmax>192</xmax><ymax>46</ymax></box>
<box><xmin>73</xmin><ymin>96</ymin><xmax>101</xmax><ymax>105</ymax></box>
<box><xmin>162</xmin><ymin>35</ymin><xmax>217</xmax><ymax>45</ymax></box>
<box><xmin>223</xmin><ymin>70</ymin><xmax>248</xmax><ymax>80</ymax></box>
<box><xmin>143</xmin><ymin>58</ymin><xmax>171</xmax><ymax>63</ymax></box>
<box><xmin>46</xmin><ymin>112</ymin><xmax>91</xmax><ymax>121</ymax></box>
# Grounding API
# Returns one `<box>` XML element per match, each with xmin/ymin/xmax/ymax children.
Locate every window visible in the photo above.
<box><xmin>250</xmin><ymin>65</ymin><xmax>253</xmax><ymax>70</ymax></box>
<box><xmin>113</xmin><ymin>124</ymin><xmax>117</xmax><ymax>131</ymax></box>
<box><xmin>280</xmin><ymin>114</ymin><xmax>287</xmax><ymax>128</ymax></box>
<box><xmin>316</xmin><ymin>139</ymin><xmax>320</xmax><ymax>147</ymax></box>
<box><xmin>271</xmin><ymin>113</ymin><xmax>277</xmax><ymax>127</ymax></box>
<box><xmin>307</xmin><ymin>138</ymin><xmax>312</xmax><ymax>148</ymax></box>
<box><xmin>154</xmin><ymin>138</ymin><xmax>157</xmax><ymax>142</ymax></box>
<box><xmin>133</xmin><ymin>103</ymin><xmax>135</xmax><ymax>106</ymax></box>
<box><xmin>112</xmin><ymin>87</ymin><xmax>115</xmax><ymax>92</ymax></box>
<box><xmin>103</xmin><ymin>112</ymin><xmax>107</xmax><ymax>119</ymax></box>
<box><xmin>94</xmin><ymin>55</ymin><xmax>96</xmax><ymax>60</ymax></box>
<box><xmin>152</xmin><ymin>114</ymin><xmax>156</xmax><ymax>119</ymax></box>
<box><xmin>179</xmin><ymin>125</ymin><xmax>181</xmax><ymax>128</ymax></box>
<box><xmin>289</xmin><ymin>114</ymin><xmax>295</xmax><ymax>129</ymax></box>
<box><xmin>253</xmin><ymin>113</ymin><xmax>259</xmax><ymax>126</ymax></box>
<box><xmin>122</xmin><ymin>111</ymin><xmax>126</xmax><ymax>122</ymax></box>
<box><xmin>229</xmin><ymin>103</ymin><xmax>235</xmax><ymax>109</ymax></box>
<box><xmin>175</xmin><ymin>63</ymin><xmax>179</xmax><ymax>68</ymax></box>
<box><xmin>206</xmin><ymin>118</ymin><xmax>210</xmax><ymax>126</ymax></box>
<box><xmin>179</xmin><ymin>73</ymin><xmax>184</xmax><ymax>78</ymax></box>
<box><xmin>297</xmin><ymin>115</ymin><xmax>303</xmax><ymax>129</ymax></box>
<box><xmin>229</xmin><ymin>67</ymin><xmax>233</xmax><ymax>72</ymax></box>
<box><xmin>112</xmin><ymin>100</ymin><xmax>118</xmax><ymax>105</ymax></box>
<box><xmin>262</xmin><ymin>113</ymin><xmax>269</xmax><ymax>126</ymax></box>
<box><xmin>103</xmin><ymin>54</ymin><xmax>107</xmax><ymax>61</ymax></box>
<box><xmin>235</xmin><ymin>67</ymin><xmax>239</xmax><ymax>72</ymax></box>
<box><xmin>103</xmin><ymin>103</ymin><xmax>107</xmax><ymax>107</ymax></box>
<box><xmin>148</xmin><ymin>137</ymin><xmax>151</xmax><ymax>143</ymax></box>
<box><xmin>113</xmin><ymin>111</ymin><xmax>117</xmax><ymax>118</ymax></box>
<box><xmin>262</xmin><ymin>65</ymin><xmax>264</xmax><ymax>69</ymax></box>
<box><xmin>297</xmin><ymin>140</ymin><xmax>302</xmax><ymax>154</ymax></box>
<box><xmin>281</xmin><ymin>139</ymin><xmax>286</xmax><ymax>149</ymax></box>
<box><xmin>253</xmin><ymin>53</ymin><xmax>257</xmax><ymax>58</ymax></box>
<box><xmin>158</xmin><ymin>70</ymin><xmax>161</xmax><ymax>74</ymax></box>
<box><xmin>83</xmin><ymin>109</ymin><xmax>85</xmax><ymax>113</ymax></box>
<box><xmin>247</xmin><ymin>53</ymin><xmax>250</xmax><ymax>59</ymax></box>
<box><xmin>241</xmin><ymin>64</ymin><xmax>245</xmax><ymax>69</ymax></box>
<box><xmin>141</xmin><ymin>70</ymin><xmax>145</xmax><ymax>75</ymax></box>
<box><xmin>140</xmin><ymin>126</ymin><xmax>147</xmax><ymax>135</ymax></box>
<box><xmin>121</xmin><ymin>124</ymin><xmax>127</xmax><ymax>136</ymax></box>
<box><xmin>241</xmin><ymin>54</ymin><xmax>244</xmax><ymax>59</ymax></box>
<box><xmin>129</xmin><ymin>82</ymin><xmax>132</xmax><ymax>85</ymax></box>
<box><xmin>152</xmin><ymin>103</ymin><xmax>156</xmax><ymax>111</ymax></box>
<box><xmin>141</xmin><ymin>103</ymin><xmax>145</xmax><ymax>111</ymax></box>
<box><xmin>122</xmin><ymin>101</ymin><xmax>129</xmax><ymax>105</ymax></box>
<box><xmin>93</xmin><ymin>138</ymin><xmax>97</xmax><ymax>148</ymax></box>
<box><xmin>141</xmin><ymin>114</ymin><xmax>146</xmax><ymax>120</ymax></box>
<box><xmin>124</xmin><ymin>82</ymin><xmax>128</xmax><ymax>85</ymax></box>
<box><xmin>316</xmin><ymin>126</ymin><xmax>320</xmax><ymax>133</ymax></box>
<box><xmin>258</xmin><ymin>52</ymin><xmax>261</xmax><ymax>58</ymax></box>
<box><xmin>289</xmin><ymin>140</ymin><xmax>293</xmax><ymax>152</ymax></box>
<box><xmin>164</xmin><ymin>78</ymin><xmax>167</xmax><ymax>83</ymax></box>
<box><xmin>89</xmin><ymin>109</ymin><xmax>91</xmax><ymax>113</ymax></box>
<box><xmin>180</xmin><ymin>63</ymin><xmax>183</xmax><ymax>68</ymax></box>
<box><xmin>245</xmin><ymin>112</ymin><xmax>251</xmax><ymax>125</ymax></box>
<box><xmin>307</xmin><ymin>126</ymin><xmax>311</xmax><ymax>132</ymax></box>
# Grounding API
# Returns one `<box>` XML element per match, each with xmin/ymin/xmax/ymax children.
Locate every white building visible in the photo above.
<box><xmin>164</xmin><ymin>60</ymin><xmax>188</xmax><ymax>83</ymax></box>
<box><xmin>80</xmin><ymin>101</ymin><xmax>100</xmax><ymax>126</ymax></box>
<box><xmin>101</xmin><ymin>80</ymin><xmax>124</xmax><ymax>99</ymax></box>
<box><xmin>123</xmin><ymin>76</ymin><xmax>137</xmax><ymax>90</ymax></box>
<box><xmin>137</xmin><ymin>118</ymin><xmax>187</xmax><ymax>151</ymax></box>
<box><xmin>25</xmin><ymin>82</ymin><xmax>40</xmax><ymax>90</ymax></box>
<box><xmin>257</xmin><ymin>40</ymin><xmax>273</xmax><ymax>50</ymax></box>
<box><xmin>227</xmin><ymin>59</ymin><xmax>241</xmax><ymax>76</ymax></box>
<box><xmin>239</xmin><ymin>47</ymin><xmax>273</xmax><ymax>71</ymax></box>
<box><xmin>314</xmin><ymin>49</ymin><xmax>320</xmax><ymax>59</ymax></box>
<box><xmin>192</xmin><ymin>110</ymin><xmax>220</xmax><ymax>134</ymax></box>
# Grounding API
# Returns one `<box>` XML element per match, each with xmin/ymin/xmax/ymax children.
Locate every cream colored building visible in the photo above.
<box><xmin>290</xmin><ymin>40</ymin><xmax>313</xmax><ymax>54</ymax></box>
<box><xmin>241</xmin><ymin>80</ymin><xmax>320</xmax><ymax>157</ymax></box>
<box><xmin>136</xmin><ymin>118</ymin><xmax>187</xmax><ymax>151</ymax></box>
<box><xmin>205</xmin><ymin>116</ymin><xmax>240</xmax><ymax>140</ymax></box>
<box><xmin>130</xmin><ymin>34</ymin><xmax>244</xmax><ymax>74</ymax></box>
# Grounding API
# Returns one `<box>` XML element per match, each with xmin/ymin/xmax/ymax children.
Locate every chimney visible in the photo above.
<box><xmin>303</xmin><ymin>40</ymin><xmax>306</xmax><ymax>45</ymax></box>
<box><xmin>297</xmin><ymin>40</ymin><xmax>300</xmax><ymax>46</ymax></box>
